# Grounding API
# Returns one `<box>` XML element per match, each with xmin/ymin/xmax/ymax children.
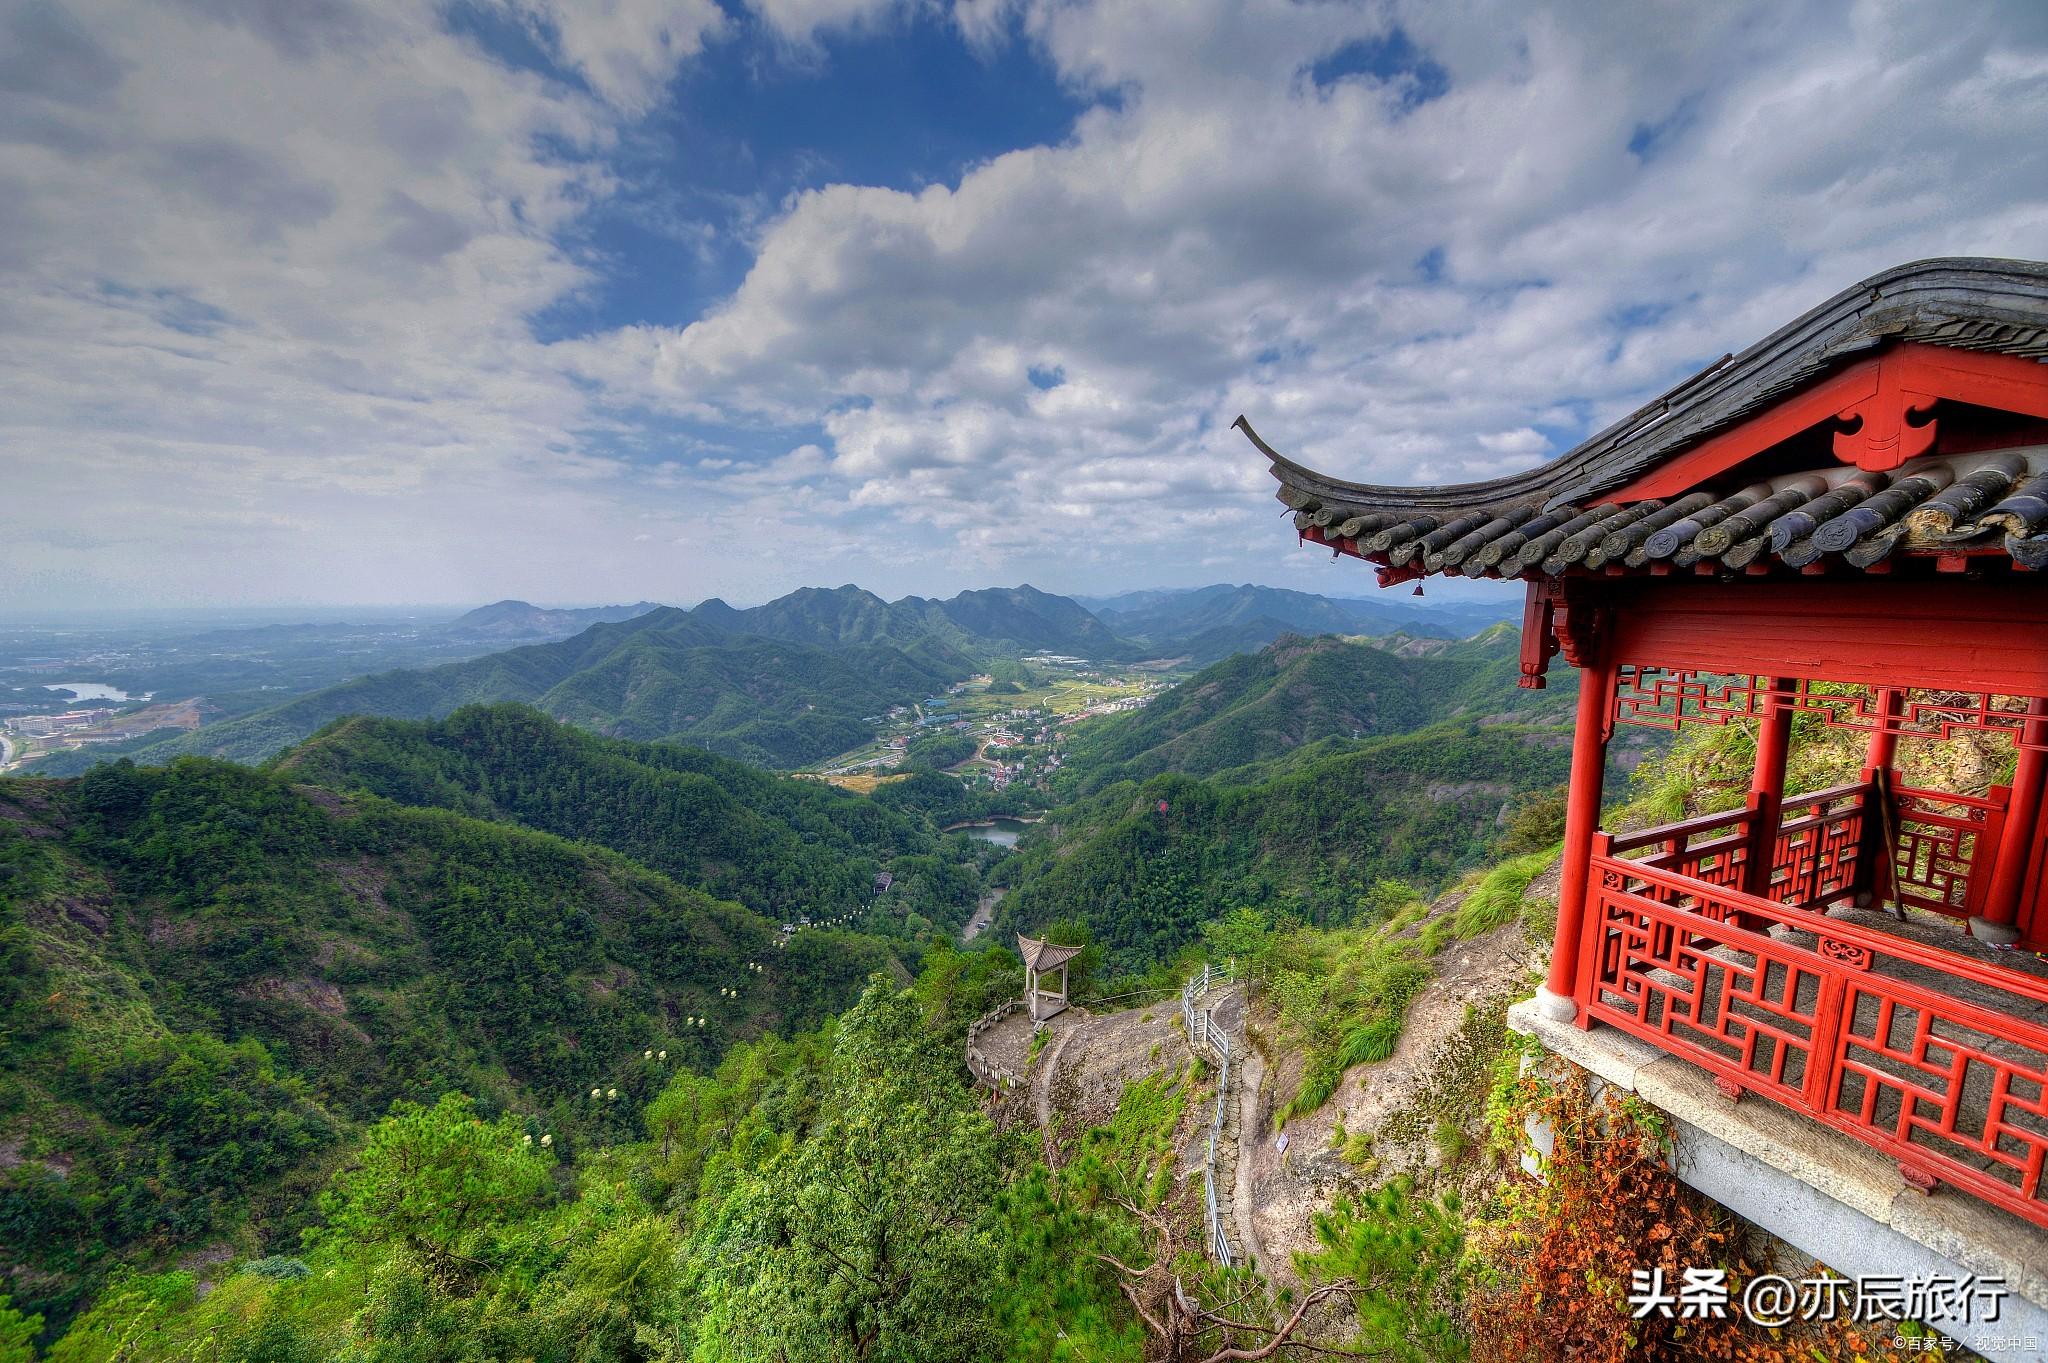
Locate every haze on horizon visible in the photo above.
<box><xmin>5</xmin><ymin>0</ymin><xmax>2046</xmax><ymax>612</ymax></box>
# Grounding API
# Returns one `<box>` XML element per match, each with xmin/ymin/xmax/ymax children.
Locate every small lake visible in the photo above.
<box><xmin>948</xmin><ymin>817</ymin><xmax>1032</xmax><ymax>848</ymax></box>
<box><xmin>44</xmin><ymin>682</ymin><xmax>146</xmax><ymax>702</ymax></box>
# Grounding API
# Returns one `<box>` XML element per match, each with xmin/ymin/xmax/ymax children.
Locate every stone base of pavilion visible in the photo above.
<box><xmin>1511</xmin><ymin>991</ymin><xmax>2048</xmax><ymax>1363</ymax></box>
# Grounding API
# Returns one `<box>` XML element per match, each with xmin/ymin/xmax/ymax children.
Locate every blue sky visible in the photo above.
<box><xmin>509</xmin><ymin>4</ymin><xmax>1092</xmax><ymax>341</ymax></box>
<box><xmin>4</xmin><ymin>0</ymin><xmax>2047</xmax><ymax>610</ymax></box>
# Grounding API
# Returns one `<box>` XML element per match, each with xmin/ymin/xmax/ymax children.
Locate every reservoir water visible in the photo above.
<box><xmin>950</xmin><ymin>816</ymin><xmax>1031</xmax><ymax>848</ymax></box>
<box><xmin>45</xmin><ymin>682</ymin><xmax>145</xmax><ymax>702</ymax></box>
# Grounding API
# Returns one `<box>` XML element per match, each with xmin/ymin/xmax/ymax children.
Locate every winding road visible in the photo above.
<box><xmin>962</xmin><ymin>887</ymin><xmax>1004</xmax><ymax>943</ymax></box>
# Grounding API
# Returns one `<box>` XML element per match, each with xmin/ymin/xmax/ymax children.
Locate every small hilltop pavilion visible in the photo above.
<box><xmin>1250</xmin><ymin>258</ymin><xmax>2048</xmax><ymax>1360</ymax></box>
<box><xmin>1017</xmin><ymin>933</ymin><xmax>1082</xmax><ymax>1022</ymax></box>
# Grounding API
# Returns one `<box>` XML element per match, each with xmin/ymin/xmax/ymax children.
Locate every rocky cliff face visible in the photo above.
<box><xmin>1002</xmin><ymin>858</ymin><xmax>1559</xmax><ymax>1314</ymax></box>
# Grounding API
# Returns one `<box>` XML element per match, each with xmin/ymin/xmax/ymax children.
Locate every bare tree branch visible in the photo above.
<box><xmin>1194</xmin><ymin>1279</ymin><xmax>1366</xmax><ymax>1363</ymax></box>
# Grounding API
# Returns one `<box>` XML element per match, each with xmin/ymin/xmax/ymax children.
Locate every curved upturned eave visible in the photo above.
<box><xmin>1248</xmin><ymin>256</ymin><xmax>2048</xmax><ymax>518</ymax></box>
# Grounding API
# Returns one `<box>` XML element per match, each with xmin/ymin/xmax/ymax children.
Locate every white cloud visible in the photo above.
<box><xmin>576</xmin><ymin>0</ymin><xmax>2048</xmax><ymax>592</ymax></box>
<box><xmin>6</xmin><ymin>0</ymin><xmax>2047</xmax><ymax>611</ymax></box>
<box><xmin>504</xmin><ymin>0</ymin><xmax>727</xmax><ymax>114</ymax></box>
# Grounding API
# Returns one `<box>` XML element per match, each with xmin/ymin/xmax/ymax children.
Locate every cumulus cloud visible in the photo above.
<box><xmin>0</xmin><ymin>0</ymin><xmax>628</xmax><ymax>605</ymax></box>
<box><xmin>6</xmin><ymin>0</ymin><xmax>2048</xmax><ymax>610</ymax></box>
<box><xmin>504</xmin><ymin>0</ymin><xmax>727</xmax><ymax>114</ymax></box>
<box><xmin>573</xmin><ymin>0</ymin><xmax>2047</xmax><ymax>590</ymax></box>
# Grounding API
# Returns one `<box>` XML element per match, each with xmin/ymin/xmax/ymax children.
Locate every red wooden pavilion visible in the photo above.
<box><xmin>1249</xmin><ymin>258</ymin><xmax>2048</xmax><ymax>1232</ymax></box>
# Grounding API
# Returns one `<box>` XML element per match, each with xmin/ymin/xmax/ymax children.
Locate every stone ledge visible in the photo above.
<box><xmin>1507</xmin><ymin>998</ymin><xmax>1665</xmax><ymax>1089</ymax></box>
<box><xmin>1634</xmin><ymin>1055</ymin><xmax>1907</xmax><ymax>1224</ymax></box>
<box><xmin>1508</xmin><ymin>996</ymin><xmax>2048</xmax><ymax>1327</ymax></box>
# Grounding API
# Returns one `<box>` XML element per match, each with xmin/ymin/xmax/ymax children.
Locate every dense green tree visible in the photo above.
<box><xmin>1001</xmin><ymin>724</ymin><xmax>1573</xmax><ymax>969</ymax></box>
<box><xmin>698</xmin><ymin>978</ymin><xmax>1001</xmax><ymax>1362</ymax></box>
<box><xmin>905</xmin><ymin>733</ymin><xmax>977</xmax><ymax>771</ymax></box>
<box><xmin>316</xmin><ymin>1094</ymin><xmax>554</xmax><ymax>1267</ymax></box>
<box><xmin>1301</xmin><ymin>1181</ymin><xmax>1469</xmax><ymax>1363</ymax></box>
<box><xmin>0</xmin><ymin>1296</ymin><xmax>40</xmax><ymax>1363</ymax></box>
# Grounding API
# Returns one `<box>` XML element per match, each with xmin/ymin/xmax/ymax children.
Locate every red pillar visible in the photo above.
<box><xmin>1741</xmin><ymin>678</ymin><xmax>1797</xmax><ymax>904</ymax></box>
<box><xmin>1975</xmin><ymin>698</ymin><xmax>2048</xmax><ymax>945</ymax></box>
<box><xmin>1538</xmin><ymin>655</ymin><xmax>1617</xmax><ymax>1023</ymax></box>
<box><xmin>1863</xmin><ymin>687</ymin><xmax>1903</xmax><ymax>777</ymax></box>
<box><xmin>1857</xmin><ymin>688</ymin><xmax>1904</xmax><ymax>908</ymax></box>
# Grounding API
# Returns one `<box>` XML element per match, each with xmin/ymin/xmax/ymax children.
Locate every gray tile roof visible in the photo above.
<box><xmin>1283</xmin><ymin>450</ymin><xmax>2048</xmax><ymax>579</ymax></box>
<box><xmin>1016</xmin><ymin>934</ymin><xmax>1084</xmax><ymax>971</ymax></box>
<box><xmin>1250</xmin><ymin>258</ymin><xmax>2048</xmax><ymax>577</ymax></box>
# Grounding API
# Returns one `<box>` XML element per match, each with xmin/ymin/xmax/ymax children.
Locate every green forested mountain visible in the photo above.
<box><xmin>701</xmin><ymin>585</ymin><xmax>980</xmax><ymax>662</ymax></box>
<box><xmin>31</xmin><ymin>609</ymin><xmax>966</xmax><ymax>775</ymax></box>
<box><xmin>923</xmin><ymin>584</ymin><xmax>1133</xmax><ymax>657</ymax></box>
<box><xmin>0</xmin><ymin>757</ymin><xmax>905</xmax><ymax>1326</ymax></box>
<box><xmin>24</xmin><ymin>965</ymin><xmax>1187</xmax><ymax>1363</ymax></box>
<box><xmin>1054</xmin><ymin>627</ymin><xmax>1574</xmax><ymax>795</ymax></box>
<box><xmin>271</xmin><ymin>704</ymin><xmax>973</xmax><ymax>926</ymax></box>
<box><xmin>0</xmin><ymin>668</ymin><xmax>1822</xmax><ymax>1363</ymax></box>
<box><xmin>21</xmin><ymin>584</ymin><xmax>1141</xmax><ymax>778</ymax></box>
<box><xmin>690</xmin><ymin>582</ymin><xmax>1129</xmax><ymax>659</ymax></box>
<box><xmin>1000</xmin><ymin>722</ymin><xmax>1572</xmax><ymax>969</ymax></box>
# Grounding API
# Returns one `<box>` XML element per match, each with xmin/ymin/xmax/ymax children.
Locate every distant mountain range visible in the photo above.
<box><xmin>27</xmin><ymin>586</ymin><xmax>1118</xmax><ymax>772</ymax></box>
<box><xmin>27</xmin><ymin>582</ymin><xmax>1519</xmax><ymax>775</ymax></box>
<box><xmin>1081</xmin><ymin>584</ymin><xmax>1517</xmax><ymax>663</ymax></box>
<box><xmin>35</xmin><ymin>606</ymin><xmax>959</xmax><ymax>771</ymax></box>
<box><xmin>693</xmin><ymin>582</ymin><xmax>1130</xmax><ymax>662</ymax></box>
<box><xmin>444</xmin><ymin>598</ymin><xmax>663</xmax><ymax>640</ymax></box>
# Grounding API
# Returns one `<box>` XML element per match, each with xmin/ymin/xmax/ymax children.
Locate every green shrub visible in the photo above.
<box><xmin>1451</xmin><ymin>848</ymin><xmax>1558</xmax><ymax>940</ymax></box>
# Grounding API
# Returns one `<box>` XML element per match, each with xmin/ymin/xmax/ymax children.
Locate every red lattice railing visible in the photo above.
<box><xmin>1890</xmin><ymin>784</ymin><xmax>2008</xmax><ymax>920</ymax></box>
<box><xmin>1579</xmin><ymin>843</ymin><xmax>2048</xmax><ymax>1231</ymax></box>
<box><xmin>1609</xmin><ymin>779</ymin><xmax>2010</xmax><ymax>924</ymax></box>
<box><xmin>1765</xmin><ymin>785</ymin><xmax>1867</xmax><ymax>907</ymax></box>
<box><xmin>1605</xmin><ymin>806</ymin><xmax>1753</xmax><ymax>891</ymax></box>
<box><xmin>1606</xmin><ymin>784</ymin><xmax>1869</xmax><ymax>911</ymax></box>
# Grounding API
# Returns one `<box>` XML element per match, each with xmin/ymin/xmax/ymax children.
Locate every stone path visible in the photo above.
<box><xmin>1232</xmin><ymin>1041</ymin><xmax>1268</xmax><ymax>1272</ymax></box>
<box><xmin>974</xmin><ymin>1004</ymin><xmax>1042</xmax><ymax>1080</ymax></box>
<box><xmin>1185</xmin><ymin>976</ymin><xmax>1256</xmax><ymax>1273</ymax></box>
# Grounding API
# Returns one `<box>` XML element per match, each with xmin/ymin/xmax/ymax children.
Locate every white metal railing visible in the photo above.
<box><xmin>1181</xmin><ymin>961</ymin><xmax>1239</xmax><ymax>1268</ymax></box>
<box><xmin>1179</xmin><ymin>959</ymin><xmax>1234</xmax><ymax>1053</ymax></box>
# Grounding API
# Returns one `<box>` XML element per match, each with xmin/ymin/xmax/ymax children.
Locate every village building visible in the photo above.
<box><xmin>1253</xmin><ymin>257</ymin><xmax>2048</xmax><ymax>1362</ymax></box>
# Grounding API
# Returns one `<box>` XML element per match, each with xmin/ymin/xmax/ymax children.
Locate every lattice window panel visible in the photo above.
<box><xmin>1613</xmin><ymin>667</ymin><xmax>2048</xmax><ymax>752</ymax></box>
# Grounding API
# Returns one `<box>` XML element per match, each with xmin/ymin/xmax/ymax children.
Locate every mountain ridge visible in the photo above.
<box><xmin>1053</xmin><ymin>628</ymin><xmax>1575</xmax><ymax>794</ymax></box>
<box><xmin>1088</xmin><ymin>583</ymin><xmax>1518</xmax><ymax>662</ymax></box>
<box><xmin>21</xmin><ymin>583</ymin><xmax>1524</xmax><ymax>777</ymax></box>
<box><xmin>0</xmin><ymin>752</ymin><xmax>914</xmax><ymax>1323</ymax></box>
<box><xmin>445</xmin><ymin>599</ymin><xmax>664</xmax><ymax>639</ymax></box>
